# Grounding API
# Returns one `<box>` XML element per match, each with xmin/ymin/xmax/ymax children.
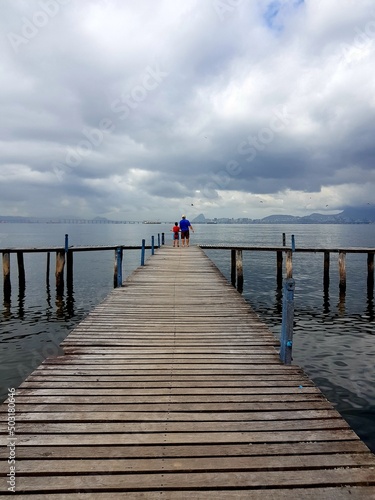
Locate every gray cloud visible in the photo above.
<box><xmin>1</xmin><ymin>0</ymin><xmax>374</xmax><ymax>220</ymax></box>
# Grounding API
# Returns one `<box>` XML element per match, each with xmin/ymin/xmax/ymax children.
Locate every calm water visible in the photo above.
<box><xmin>1</xmin><ymin>223</ymin><xmax>374</xmax><ymax>453</ymax></box>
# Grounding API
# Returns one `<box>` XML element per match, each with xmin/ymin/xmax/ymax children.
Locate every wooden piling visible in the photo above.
<box><xmin>113</xmin><ymin>249</ymin><xmax>118</xmax><ymax>288</ymax></box>
<box><xmin>339</xmin><ymin>251</ymin><xmax>346</xmax><ymax>293</ymax></box>
<box><xmin>368</xmin><ymin>252</ymin><xmax>374</xmax><ymax>294</ymax></box>
<box><xmin>276</xmin><ymin>251</ymin><xmax>283</xmax><ymax>288</ymax></box>
<box><xmin>280</xmin><ymin>278</ymin><xmax>295</xmax><ymax>364</ymax></box>
<box><xmin>66</xmin><ymin>249</ymin><xmax>73</xmax><ymax>291</ymax></box>
<box><xmin>141</xmin><ymin>239</ymin><xmax>145</xmax><ymax>266</ymax></box>
<box><xmin>46</xmin><ymin>252</ymin><xmax>50</xmax><ymax>285</ymax></box>
<box><xmin>2</xmin><ymin>252</ymin><xmax>11</xmax><ymax>298</ymax></box>
<box><xmin>323</xmin><ymin>251</ymin><xmax>330</xmax><ymax>291</ymax></box>
<box><xmin>286</xmin><ymin>250</ymin><xmax>293</xmax><ymax>278</ymax></box>
<box><xmin>55</xmin><ymin>250</ymin><xmax>65</xmax><ymax>294</ymax></box>
<box><xmin>116</xmin><ymin>247</ymin><xmax>123</xmax><ymax>287</ymax></box>
<box><xmin>231</xmin><ymin>249</ymin><xmax>236</xmax><ymax>287</ymax></box>
<box><xmin>236</xmin><ymin>249</ymin><xmax>243</xmax><ymax>293</ymax></box>
<box><xmin>17</xmin><ymin>251</ymin><xmax>25</xmax><ymax>289</ymax></box>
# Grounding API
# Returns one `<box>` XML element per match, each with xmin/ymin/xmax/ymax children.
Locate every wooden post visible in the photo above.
<box><xmin>151</xmin><ymin>236</ymin><xmax>155</xmax><ymax>255</ymax></box>
<box><xmin>113</xmin><ymin>249</ymin><xmax>118</xmax><ymax>288</ymax></box>
<box><xmin>367</xmin><ymin>252</ymin><xmax>374</xmax><ymax>295</ymax></box>
<box><xmin>46</xmin><ymin>252</ymin><xmax>50</xmax><ymax>286</ymax></box>
<box><xmin>158</xmin><ymin>233</ymin><xmax>161</xmax><ymax>248</ymax></box>
<box><xmin>66</xmin><ymin>249</ymin><xmax>73</xmax><ymax>292</ymax></box>
<box><xmin>276</xmin><ymin>251</ymin><xmax>283</xmax><ymax>289</ymax></box>
<box><xmin>2</xmin><ymin>252</ymin><xmax>11</xmax><ymax>299</ymax></box>
<box><xmin>286</xmin><ymin>250</ymin><xmax>293</xmax><ymax>278</ymax></box>
<box><xmin>17</xmin><ymin>251</ymin><xmax>25</xmax><ymax>289</ymax></box>
<box><xmin>323</xmin><ymin>251</ymin><xmax>330</xmax><ymax>291</ymax></box>
<box><xmin>231</xmin><ymin>249</ymin><xmax>236</xmax><ymax>287</ymax></box>
<box><xmin>282</xmin><ymin>233</ymin><xmax>286</xmax><ymax>246</ymax></box>
<box><xmin>116</xmin><ymin>247</ymin><xmax>123</xmax><ymax>287</ymax></box>
<box><xmin>280</xmin><ymin>278</ymin><xmax>295</xmax><ymax>365</ymax></box>
<box><xmin>339</xmin><ymin>251</ymin><xmax>346</xmax><ymax>293</ymax></box>
<box><xmin>141</xmin><ymin>239</ymin><xmax>145</xmax><ymax>266</ymax></box>
<box><xmin>291</xmin><ymin>234</ymin><xmax>295</xmax><ymax>252</ymax></box>
<box><xmin>236</xmin><ymin>249</ymin><xmax>243</xmax><ymax>293</ymax></box>
<box><xmin>55</xmin><ymin>250</ymin><xmax>65</xmax><ymax>294</ymax></box>
<box><xmin>161</xmin><ymin>233</ymin><xmax>165</xmax><ymax>245</ymax></box>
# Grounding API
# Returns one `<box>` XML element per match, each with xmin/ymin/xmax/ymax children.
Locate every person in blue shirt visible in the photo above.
<box><xmin>179</xmin><ymin>215</ymin><xmax>194</xmax><ymax>247</ymax></box>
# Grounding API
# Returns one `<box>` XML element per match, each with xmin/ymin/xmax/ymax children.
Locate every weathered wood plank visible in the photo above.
<box><xmin>3</xmin><ymin>453</ymin><xmax>375</xmax><ymax>475</ymax></box>
<box><xmin>9</xmin><ymin>468</ymin><xmax>375</xmax><ymax>492</ymax></box>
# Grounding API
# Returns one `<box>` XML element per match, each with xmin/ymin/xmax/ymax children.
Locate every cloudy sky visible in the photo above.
<box><xmin>1</xmin><ymin>0</ymin><xmax>374</xmax><ymax>221</ymax></box>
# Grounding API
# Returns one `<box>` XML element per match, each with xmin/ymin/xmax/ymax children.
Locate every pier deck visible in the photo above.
<box><xmin>1</xmin><ymin>246</ymin><xmax>375</xmax><ymax>498</ymax></box>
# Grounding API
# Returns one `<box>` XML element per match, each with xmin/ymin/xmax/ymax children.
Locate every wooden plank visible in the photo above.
<box><xmin>0</xmin><ymin>429</ymin><xmax>360</xmax><ymax>446</ymax></box>
<box><xmin>10</xmin><ymin>487</ymin><xmax>375</xmax><ymax>500</ymax></box>
<box><xmin>10</xmin><ymin>409</ymin><xmax>340</xmax><ymax>422</ymax></box>
<box><xmin>4</xmin><ymin>453</ymin><xmax>375</xmax><ymax>475</ymax></box>
<box><xmin>13</xmin><ymin>440</ymin><xmax>370</xmax><ymax>459</ymax></box>
<box><xmin>9</xmin><ymin>469</ymin><xmax>375</xmax><ymax>492</ymax></box>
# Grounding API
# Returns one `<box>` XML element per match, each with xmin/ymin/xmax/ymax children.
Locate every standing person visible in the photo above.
<box><xmin>179</xmin><ymin>215</ymin><xmax>194</xmax><ymax>247</ymax></box>
<box><xmin>171</xmin><ymin>222</ymin><xmax>180</xmax><ymax>247</ymax></box>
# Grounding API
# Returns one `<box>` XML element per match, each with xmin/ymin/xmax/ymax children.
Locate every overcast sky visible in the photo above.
<box><xmin>1</xmin><ymin>0</ymin><xmax>374</xmax><ymax>221</ymax></box>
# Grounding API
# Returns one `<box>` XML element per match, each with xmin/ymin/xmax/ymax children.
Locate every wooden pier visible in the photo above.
<box><xmin>1</xmin><ymin>246</ymin><xmax>375</xmax><ymax>497</ymax></box>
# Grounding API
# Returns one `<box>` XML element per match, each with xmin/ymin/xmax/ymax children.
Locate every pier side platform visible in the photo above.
<box><xmin>1</xmin><ymin>246</ymin><xmax>375</xmax><ymax>498</ymax></box>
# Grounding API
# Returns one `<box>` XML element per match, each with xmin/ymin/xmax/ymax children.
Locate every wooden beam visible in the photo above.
<box><xmin>55</xmin><ymin>250</ymin><xmax>65</xmax><ymax>294</ymax></box>
<box><xmin>368</xmin><ymin>252</ymin><xmax>374</xmax><ymax>295</ymax></box>
<box><xmin>236</xmin><ymin>249</ymin><xmax>243</xmax><ymax>293</ymax></box>
<box><xmin>323</xmin><ymin>251</ymin><xmax>330</xmax><ymax>292</ymax></box>
<box><xmin>276</xmin><ymin>251</ymin><xmax>283</xmax><ymax>289</ymax></box>
<box><xmin>286</xmin><ymin>250</ymin><xmax>293</xmax><ymax>279</ymax></box>
<box><xmin>338</xmin><ymin>251</ymin><xmax>346</xmax><ymax>293</ymax></box>
<box><xmin>2</xmin><ymin>251</ymin><xmax>11</xmax><ymax>299</ymax></box>
<box><xmin>231</xmin><ymin>249</ymin><xmax>236</xmax><ymax>287</ymax></box>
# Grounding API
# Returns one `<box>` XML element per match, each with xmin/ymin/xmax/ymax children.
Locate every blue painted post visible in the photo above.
<box><xmin>291</xmin><ymin>234</ymin><xmax>295</xmax><ymax>252</ymax></box>
<box><xmin>141</xmin><ymin>239</ymin><xmax>145</xmax><ymax>266</ymax></box>
<box><xmin>151</xmin><ymin>236</ymin><xmax>155</xmax><ymax>255</ymax></box>
<box><xmin>158</xmin><ymin>233</ymin><xmax>161</xmax><ymax>248</ymax></box>
<box><xmin>64</xmin><ymin>234</ymin><xmax>69</xmax><ymax>253</ymax></box>
<box><xmin>116</xmin><ymin>247</ymin><xmax>123</xmax><ymax>287</ymax></box>
<box><xmin>162</xmin><ymin>233</ymin><xmax>165</xmax><ymax>245</ymax></box>
<box><xmin>280</xmin><ymin>278</ymin><xmax>295</xmax><ymax>365</ymax></box>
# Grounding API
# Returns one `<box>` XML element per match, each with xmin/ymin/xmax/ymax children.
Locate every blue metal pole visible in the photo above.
<box><xmin>280</xmin><ymin>278</ymin><xmax>295</xmax><ymax>364</ymax></box>
<box><xmin>291</xmin><ymin>234</ymin><xmax>295</xmax><ymax>252</ymax></box>
<box><xmin>141</xmin><ymin>239</ymin><xmax>145</xmax><ymax>266</ymax></box>
<box><xmin>151</xmin><ymin>236</ymin><xmax>155</xmax><ymax>255</ymax></box>
<box><xmin>116</xmin><ymin>247</ymin><xmax>123</xmax><ymax>287</ymax></box>
<box><xmin>64</xmin><ymin>234</ymin><xmax>69</xmax><ymax>253</ymax></box>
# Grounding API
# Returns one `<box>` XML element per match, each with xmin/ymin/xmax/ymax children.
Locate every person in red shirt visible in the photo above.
<box><xmin>171</xmin><ymin>222</ymin><xmax>180</xmax><ymax>247</ymax></box>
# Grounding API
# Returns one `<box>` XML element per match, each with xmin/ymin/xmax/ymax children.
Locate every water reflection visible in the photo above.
<box><xmin>18</xmin><ymin>284</ymin><xmax>25</xmax><ymax>319</ymax></box>
<box><xmin>2</xmin><ymin>295</ymin><xmax>11</xmax><ymax>319</ymax></box>
<box><xmin>323</xmin><ymin>288</ymin><xmax>330</xmax><ymax>314</ymax></box>
<box><xmin>338</xmin><ymin>290</ymin><xmax>346</xmax><ymax>315</ymax></box>
<box><xmin>366</xmin><ymin>294</ymin><xmax>374</xmax><ymax>322</ymax></box>
<box><xmin>274</xmin><ymin>286</ymin><xmax>282</xmax><ymax>315</ymax></box>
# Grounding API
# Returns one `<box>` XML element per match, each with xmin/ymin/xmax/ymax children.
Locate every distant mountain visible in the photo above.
<box><xmin>338</xmin><ymin>207</ymin><xmax>375</xmax><ymax>222</ymax></box>
<box><xmin>192</xmin><ymin>213</ymin><xmax>207</xmax><ymax>223</ymax></box>
<box><xmin>1</xmin><ymin>207</ymin><xmax>374</xmax><ymax>224</ymax></box>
